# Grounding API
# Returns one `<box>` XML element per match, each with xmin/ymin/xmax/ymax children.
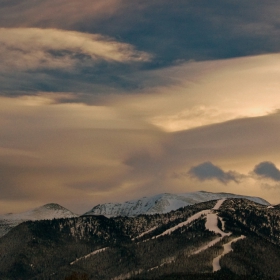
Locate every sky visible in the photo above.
<box><xmin>1</xmin><ymin>0</ymin><xmax>280</xmax><ymax>214</ymax></box>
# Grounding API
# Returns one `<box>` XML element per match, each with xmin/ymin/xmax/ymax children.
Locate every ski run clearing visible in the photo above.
<box><xmin>153</xmin><ymin>198</ymin><xmax>227</xmax><ymax>239</ymax></box>
<box><xmin>70</xmin><ymin>247</ymin><xmax>108</xmax><ymax>265</ymax></box>
<box><xmin>191</xmin><ymin>236</ymin><xmax>222</xmax><ymax>255</ymax></box>
<box><xmin>212</xmin><ymin>198</ymin><xmax>226</xmax><ymax>210</ymax></box>
<box><xmin>213</xmin><ymin>235</ymin><xmax>246</xmax><ymax>272</ymax></box>
<box><xmin>152</xmin><ymin>209</ymin><xmax>211</xmax><ymax>239</ymax></box>
<box><xmin>147</xmin><ymin>199</ymin><xmax>245</xmax><ymax>273</ymax></box>
<box><xmin>73</xmin><ymin>199</ymin><xmax>245</xmax><ymax>275</ymax></box>
<box><xmin>133</xmin><ymin>226</ymin><xmax>158</xmax><ymax>240</ymax></box>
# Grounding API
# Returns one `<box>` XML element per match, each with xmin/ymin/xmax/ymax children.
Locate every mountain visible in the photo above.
<box><xmin>0</xmin><ymin>203</ymin><xmax>78</xmax><ymax>237</ymax></box>
<box><xmin>83</xmin><ymin>191</ymin><xmax>270</xmax><ymax>217</ymax></box>
<box><xmin>0</xmin><ymin>197</ymin><xmax>279</xmax><ymax>280</ymax></box>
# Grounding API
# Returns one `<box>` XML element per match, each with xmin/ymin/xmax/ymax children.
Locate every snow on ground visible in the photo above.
<box><xmin>205</xmin><ymin>213</ymin><xmax>230</xmax><ymax>237</ymax></box>
<box><xmin>84</xmin><ymin>191</ymin><xmax>269</xmax><ymax>217</ymax></box>
<box><xmin>148</xmin><ymin>256</ymin><xmax>176</xmax><ymax>272</ymax></box>
<box><xmin>152</xmin><ymin>209</ymin><xmax>211</xmax><ymax>239</ymax></box>
<box><xmin>190</xmin><ymin>199</ymin><xmax>230</xmax><ymax>254</ymax></box>
<box><xmin>203</xmin><ymin>199</ymin><xmax>230</xmax><ymax>237</ymax></box>
<box><xmin>213</xmin><ymin>235</ymin><xmax>246</xmax><ymax>272</ymax></box>
<box><xmin>135</xmin><ymin>198</ymin><xmax>247</xmax><ymax>276</ymax></box>
<box><xmin>133</xmin><ymin>226</ymin><xmax>158</xmax><ymax>240</ymax></box>
<box><xmin>0</xmin><ymin>203</ymin><xmax>78</xmax><ymax>238</ymax></box>
<box><xmin>70</xmin><ymin>247</ymin><xmax>108</xmax><ymax>265</ymax></box>
<box><xmin>212</xmin><ymin>198</ymin><xmax>226</xmax><ymax>210</ymax></box>
<box><xmin>152</xmin><ymin>199</ymin><xmax>228</xmax><ymax>239</ymax></box>
<box><xmin>140</xmin><ymin>198</ymin><xmax>245</xmax><ymax>274</ymax></box>
<box><xmin>0</xmin><ymin>203</ymin><xmax>77</xmax><ymax>221</ymax></box>
<box><xmin>191</xmin><ymin>237</ymin><xmax>223</xmax><ymax>255</ymax></box>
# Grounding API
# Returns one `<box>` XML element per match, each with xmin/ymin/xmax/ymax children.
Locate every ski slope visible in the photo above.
<box><xmin>213</xmin><ymin>235</ymin><xmax>246</xmax><ymax>272</ymax></box>
<box><xmin>152</xmin><ymin>209</ymin><xmax>211</xmax><ymax>239</ymax></box>
<box><xmin>70</xmin><ymin>247</ymin><xmax>108</xmax><ymax>265</ymax></box>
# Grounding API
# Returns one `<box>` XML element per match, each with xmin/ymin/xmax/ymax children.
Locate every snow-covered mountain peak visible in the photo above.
<box><xmin>0</xmin><ymin>203</ymin><xmax>78</xmax><ymax>237</ymax></box>
<box><xmin>84</xmin><ymin>191</ymin><xmax>270</xmax><ymax>217</ymax></box>
<box><xmin>1</xmin><ymin>203</ymin><xmax>77</xmax><ymax>221</ymax></box>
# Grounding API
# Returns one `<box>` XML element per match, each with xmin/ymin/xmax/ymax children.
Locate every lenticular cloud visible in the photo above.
<box><xmin>0</xmin><ymin>28</ymin><xmax>151</xmax><ymax>71</ymax></box>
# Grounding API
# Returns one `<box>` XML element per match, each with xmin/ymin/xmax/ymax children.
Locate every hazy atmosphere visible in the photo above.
<box><xmin>1</xmin><ymin>0</ymin><xmax>280</xmax><ymax>214</ymax></box>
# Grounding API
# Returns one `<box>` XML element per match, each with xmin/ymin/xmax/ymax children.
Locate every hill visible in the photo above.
<box><xmin>0</xmin><ymin>203</ymin><xmax>78</xmax><ymax>237</ymax></box>
<box><xmin>0</xmin><ymin>198</ymin><xmax>280</xmax><ymax>279</ymax></box>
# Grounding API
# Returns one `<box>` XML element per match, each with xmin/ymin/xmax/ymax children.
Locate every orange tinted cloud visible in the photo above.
<box><xmin>2</xmin><ymin>54</ymin><xmax>280</xmax><ymax>214</ymax></box>
<box><xmin>0</xmin><ymin>28</ymin><xmax>150</xmax><ymax>72</ymax></box>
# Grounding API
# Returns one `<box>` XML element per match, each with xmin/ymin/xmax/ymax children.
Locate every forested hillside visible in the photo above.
<box><xmin>0</xmin><ymin>198</ymin><xmax>280</xmax><ymax>280</ymax></box>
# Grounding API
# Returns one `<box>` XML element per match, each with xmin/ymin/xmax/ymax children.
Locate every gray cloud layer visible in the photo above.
<box><xmin>188</xmin><ymin>162</ymin><xmax>240</xmax><ymax>184</ymax></box>
<box><xmin>3</xmin><ymin>1</ymin><xmax>280</xmax><ymax>62</ymax></box>
<box><xmin>1</xmin><ymin>1</ymin><xmax>280</xmax><ymax>97</ymax></box>
<box><xmin>253</xmin><ymin>161</ymin><xmax>280</xmax><ymax>181</ymax></box>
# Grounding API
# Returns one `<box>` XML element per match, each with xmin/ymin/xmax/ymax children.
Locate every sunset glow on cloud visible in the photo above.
<box><xmin>1</xmin><ymin>0</ymin><xmax>280</xmax><ymax>214</ymax></box>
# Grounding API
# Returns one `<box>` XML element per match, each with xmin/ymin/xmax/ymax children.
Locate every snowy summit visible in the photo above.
<box><xmin>0</xmin><ymin>203</ymin><xmax>77</xmax><ymax>237</ymax></box>
<box><xmin>83</xmin><ymin>191</ymin><xmax>269</xmax><ymax>217</ymax></box>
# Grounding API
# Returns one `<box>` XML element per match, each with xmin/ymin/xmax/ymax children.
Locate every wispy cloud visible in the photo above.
<box><xmin>0</xmin><ymin>28</ymin><xmax>151</xmax><ymax>72</ymax></box>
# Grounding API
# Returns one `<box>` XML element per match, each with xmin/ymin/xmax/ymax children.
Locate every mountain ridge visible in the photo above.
<box><xmin>0</xmin><ymin>197</ymin><xmax>279</xmax><ymax>279</ymax></box>
<box><xmin>84</xmin><ymin>191</ymin><xmax>270</xmax><ymax>217</ymax></box>
<box><xmin>0</xmin><ymin>203</ymin><xmax>77</xmax><ymax>238</ymax></box>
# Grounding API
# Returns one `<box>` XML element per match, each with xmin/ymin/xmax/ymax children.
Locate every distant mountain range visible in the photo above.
<box><xmin>0</xmin><ymin>203</ymin><xmax>77</xmax><ymax>237</ymax></box>
<box><xmin>0</xmin><ymin>191</ymin><xmax>270</xmax><ymax>238</ymax></box>
<box><xmin>83</xmin><ymin>191</ymin><xmax>270</xmax><ymax>217</ymax></box>
<box><xmin>0</xmin><ymin>197</ymin><xmax>279</xmax><ymax>280</ymax></box>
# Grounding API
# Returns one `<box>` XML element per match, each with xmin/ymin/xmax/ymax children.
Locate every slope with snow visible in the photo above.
<box><xmin>84</xmin><ymin>191</ymin><xmax>269</xmax><ymax>217</ymax></box>
<box><xmin>70</xmin><ymin>247</ymin><xmax>108</xmax><ymax>265</ymax></box>
<box><xmin>152</xmin><ymin>209</ymin><xmax>211</xmax><ymax>239</ymax></box>
<box><xmin>0</xmin><ymin>203</ymin><xmax>78</xmax><ymax>237</ymax></box>
<box><xmin>213</xmin><ymin>235</ymin><xmax>246</xmax><ymax>272</ymax></box>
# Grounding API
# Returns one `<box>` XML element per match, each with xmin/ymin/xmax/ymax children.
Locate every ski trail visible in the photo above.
<box><xmin>191</xmin><ymin>236</ymin><xmax>222</xmax><ymax>255</ymax></box>
<box><xmin>191</xmin><ymin>199</ymin><xmax>230</xmax><ymax>254</ymax></box>
<box><xmin>133</xmin><ymin>226</ymin><xmax>158</xmax><ymax>240</ymax></box>
<box><xmin>213</xmin><ymin>235</ymin><xmax>246</xmax><ymax>272</ymax></box>
<box><xmin>70</xmin><ymin>247</ymin><xmax>108</xmax><ymax>265</ymax></box>
<box><xmin>145</xmin><ymin>199</ymin><xmax>231</xmax><ymax>273</ymax></box>
<box><xmin>148</xmin><ymin>257</ymin><xmax>175</xmax><ymax>272</ymax></box>
<box><xmin>152</xmin><ymin>199</ymin><xmax>226</xmax><ymax>239</ymax></box>
<box><xmin>205</xmin><ymin>213</ymin><xmax>230</xmax><ymax>237</ymax></box>
<box><xmin>152</xmin><ymin>209</ymin><xmax>210</xmax><ymax>239</ymax></box>
<box><xmin>212</xmin><ymin>198</ymin><xmax>226</xmax><ymax>210</ymax></box>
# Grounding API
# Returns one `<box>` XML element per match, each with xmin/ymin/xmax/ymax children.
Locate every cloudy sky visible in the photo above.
<box><xmin>1</xmin><ymin>0</ymin><xmax>280</xmax><ymax>214</ymax></box>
